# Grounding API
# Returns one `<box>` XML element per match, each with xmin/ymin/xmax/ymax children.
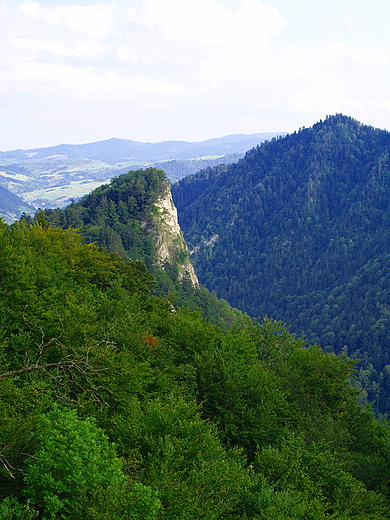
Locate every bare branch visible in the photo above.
<box><xmin>0</xmin><ymin>360</ymin><xmax>76</xmax><ymax>379</ymax></box>
<box><xmin>0</xmin><ymin>454</ymin><xmax>18</xmax><ymax>478</ymax></box>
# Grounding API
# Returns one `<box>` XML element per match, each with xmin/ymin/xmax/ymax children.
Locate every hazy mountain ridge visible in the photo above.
<box><xmin>0</xmin><ymin>132</ymin><xmax>283</xmax><ymax>163</ymax></box>
<box><xmin>172</xmin><ymin>114</ymin><xmax>390</xmax><ymax>412</ymax></box>
<box><xmin>0</xmin><ymin>133</ymin><xmax>281</xmax><ymax>217</ymax></box>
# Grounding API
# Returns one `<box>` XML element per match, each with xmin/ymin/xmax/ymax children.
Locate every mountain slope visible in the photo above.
<box><xmin>0</xmin><ymin>184</ymin><xmax>35</xmax><ymax>222</ymax></box>
<box><xmin>172</xmin><ymin>114</ymin><xmax>390</xmax><ymax>412</ymax></box>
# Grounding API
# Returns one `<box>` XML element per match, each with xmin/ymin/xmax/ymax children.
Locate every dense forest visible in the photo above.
<box><xmin>172</xmin><ymin>114</ymin><xmax>390</xmax><ymax>414</ymax></box>
<box><xmin>2</xmin><ymin>217</ymin><xmax>390</xmax><ymax>518</ymax></box>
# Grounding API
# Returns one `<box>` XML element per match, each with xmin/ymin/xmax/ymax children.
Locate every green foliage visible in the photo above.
<box><xmin>254</xmin><ymin>433</ymin><xmax>388</xmax><ymax>518</ymax></box>
<box><xmin>124</xmin><ymin>483</ymin><xmax>162</xmax><ymax>520</ymax></box>
<box><xmin>0</xmin><ymin>374</ymin><xmax>47</xmax><ymax>494</ymax></box>
<box><xmin>126</xmin><ymin>395</ymin><xmax>251</xmax><ymax>520</ymax></box>
<box><xmin>1</xmin><ymin>216</ymin><xmax>390</xmax><ymax>518</ymax></box>
<box><xmin>23</xmin><ymin>406</ymin><xmax>162</xmax><ymax>520</ymax></box>
<box><xmin>173</xmin><ymin>284</ymin><xmax>245</xmax><ymax>330</ymax></box>
<box><xmin>44</xmin><ymin>168</ymin><xmax>168</xmax><ymax>268</ymax></box>
<box><xmin>195</xmin><ymin>325</ymin><xmax>294</xmax><ymax>458</ymax></box>
<box><xmin>0</xmin><ymin>497</ymin><xmax>38</xmax><ymax>520</ymax></box>
<box><xmin>242</xmin><ymin>479</ymin><xmax>330</xmax><ymax>520</ymax></box>
<box><xmin>24</xmin><ymin>407</ymin><xmax>127</xmax><ymax>519</ymax></box>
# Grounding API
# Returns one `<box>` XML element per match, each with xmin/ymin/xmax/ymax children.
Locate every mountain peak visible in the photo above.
<box><xmin>43</xmin><ymin>167</ymin><xmax>198</xmax><ymax>291</ymax></box>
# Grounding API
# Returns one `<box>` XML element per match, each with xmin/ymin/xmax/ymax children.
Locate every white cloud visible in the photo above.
<box><xmin>326</xmin><ymin>14</ymin><xmax>355</xmax><ymax>37</ymax></box>
<box><xmin>2</xmin><ymin>58</ymin><xmax>192</xmax><ymax>100</ymax></box>
<box><xmin>116</xmin><ymin>45</ymin><xmax>130</xmax><ymax>62</ymax></box>
<box><xmin>325</xmin><ymin>41</ymin><xmax>389</xmax><ymax>67</ymax></box>
<box><xmin>288</xmin><ymin>82</ymin><xmax>345</xmax><ymax>113</ymax></box>
<box><xmin>233</xmin><ymin>0</ymin><xmax>287</xmax><ymax>48</ymax></box>
<box><xmin>19</xmin><ymin>1</ymin><xmax>114</xmax><ymax>38</ymax></box>
<box><xmin>133</xmin><ymin>0</ymin><xmax>231</xmax><ymax>43</ymax></box>
<box><xmin>132</xmin><ymin>0</ymin><xmax>286</xmax><ymax>48</ymax></box>
<box><xmin>19</xmin><ymin>0</ymin><xmax>42</xmax><ymax>18</ymax></box>
<box><xmin>44</xmin><ymin>4</ymin><xmax>114</xmax><ymax>39</ymax></box>
<box><xmin>339</xmin><ymin>16</ymin><xmax>355</xmax><ymax>32</ymax></box>
<box><xmin>0</xmin><ymin>0</ymin><xmax>288</xmax><ymax>101</ymax></box>
<box><xmin>3</xmin><ymin>2</ymin><xmax>113</xmax><ymax>63</ymax></box>
<box><xmin>13</xmin><ymin>37</ymin><xmax>75</xmax><ymax>57</ymax></box>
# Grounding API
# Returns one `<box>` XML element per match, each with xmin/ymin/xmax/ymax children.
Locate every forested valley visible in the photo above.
<box><xmin>172</xmin><ymin>114</ymin><xmax>390</xmax><ymax>415</ymax></box>
<box><xmin>2</xmin><ymin>133</ymin><xmax>390</xmax><ymax>518</ymax></box>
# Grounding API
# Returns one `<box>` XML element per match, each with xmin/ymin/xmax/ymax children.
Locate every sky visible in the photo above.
<box><xmin>1</xmin><ymin>0</ymin><xmax>390</xmax><ymax>150</ymax></box>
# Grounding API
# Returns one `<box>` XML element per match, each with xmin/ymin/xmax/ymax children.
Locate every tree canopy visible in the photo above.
<box><xmin>1</xmin><ymin>218</ymin><xmax>390</xmax><ymax>518</ymax></box>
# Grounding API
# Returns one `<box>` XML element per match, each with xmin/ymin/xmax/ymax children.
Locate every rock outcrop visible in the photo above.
<box><xmin>152</xmin><ymin>182</ymin><xmax>199</xmax><ymax>287</ymax></box>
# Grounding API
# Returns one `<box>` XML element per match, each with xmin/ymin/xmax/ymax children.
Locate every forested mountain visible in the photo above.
<box><xmin>39</xmin><ymin>167</ymin><xmax>243</xmax><ymax>329</ymax></box>
<box><xmin>172</xmin><ymin>114</ymin><xmax>390</xmax><ymax>413</ymax></box>
<box><xmin>3</xmin><ymin>211</ymin><xmax>390</xmax><ymax>518</ymax></box>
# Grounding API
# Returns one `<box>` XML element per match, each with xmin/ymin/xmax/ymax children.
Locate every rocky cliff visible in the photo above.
<box><xmin>153</xmin><ymin>182</ymin><xmax>199</xmax><ymax>287</ymax></box>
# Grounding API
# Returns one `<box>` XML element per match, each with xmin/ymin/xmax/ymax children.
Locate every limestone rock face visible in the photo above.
<box><xmin>153</xmin><ymin>183</ymin><xmax>199</xmax><ymax>287</ymax></box>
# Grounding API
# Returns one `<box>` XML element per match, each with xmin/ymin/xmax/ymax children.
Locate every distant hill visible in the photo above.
<box><xmin>172</xmin><ymin>114</ymin><xmax>390</xmax><ymax>413</ymax></box>
<box><xmin>0</xmin><ymin>133</ymin><xmax>283</xmax><ymax>211</ymax></box>
<box><xmin>0</xmin><ymin>133</ymin><xmax>283</xmax><ymax>163</ymax></box>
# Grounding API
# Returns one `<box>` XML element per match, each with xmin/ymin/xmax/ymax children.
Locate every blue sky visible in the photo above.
<box><xmin>0</xmin><ymin>0</ymin><xmax>389</xmax><ymax>150</ymax></box>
